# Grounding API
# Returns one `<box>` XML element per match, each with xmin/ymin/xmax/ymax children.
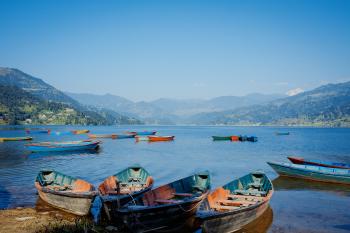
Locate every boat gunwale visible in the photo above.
<box><xmin>26</xmin><ymin>140</ymin><xmax>100</xmax><ymax>149</ymax></box>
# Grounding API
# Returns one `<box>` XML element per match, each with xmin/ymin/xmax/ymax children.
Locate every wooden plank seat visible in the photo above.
<box><xmin>234</xmin><ymin>189</ymin><xmax>267</xmax><ymax>197</ymax></box>
<box><xmin>211</xmin><ymin>204</ymin><xmax>240</xmax><ymax>211</ymax></box>
<box><xmin>248</xmin><ymin>182</ymin><xmax>263</xmax><ymax>188</ymax></box>
<box><xmin>172</xmin><ymin>192</ymin><xmax>193</xmax><ymax>197</ymax></box>
<box><xmin>155</xmin><ymin>199</ymin><xmax>182</xmax><ymax>204</ymax></box>
<box><xmin>218</xmin><ymin>199</ymin><xmax>257</xmax><ymax>207</ymax></box>
<box><xmin>228</xmin><ymin>194</ymin><xmax>264</xmax><ymax>202</ymax></box>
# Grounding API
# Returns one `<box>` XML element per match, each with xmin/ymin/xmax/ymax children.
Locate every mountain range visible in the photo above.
<box><xmin>1</xmin><ymin>67</ymin><xmax>349</xmax><ymax>127</ymax></box>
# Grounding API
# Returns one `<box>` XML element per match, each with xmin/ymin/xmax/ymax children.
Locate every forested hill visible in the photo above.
<box><xmin>0</xmin><ymin>68</ymin><xmax>142</xmax><ymax>125</ymax></box>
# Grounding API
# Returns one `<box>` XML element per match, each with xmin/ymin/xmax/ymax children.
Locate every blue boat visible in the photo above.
<box><xmin>288</xmin><ymin>156</ymin><xmax>350</xmax><ymax>169</ymax></box>
<box><xmin>267</xmin><ymin>161</ymin><xmax>350</xmax><ymax>185</ymax></box>
<box><xmin>26</xmin><ymin>140</ymin><xmax>101</xmax><ymax>152</ymax></box>
<box><xmin>126</xmin><ymin>131</ymin><xmax>157</xmax><ymax>136</ymax></box>
<box><xmin>115</xmin><ymin>134</ymin><xmax>135</xmax><ymax>139</ymax></box>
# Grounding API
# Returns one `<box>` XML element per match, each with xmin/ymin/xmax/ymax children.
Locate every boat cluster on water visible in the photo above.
<box><xmin>212</xmin><ymin>135</ymin><xmax>258</xmax><ymax>142</ymax></box>
<box><xmin>35</xmin><ymin>166</ymin><xmax>273</xmax><ymax>233</ymax></box>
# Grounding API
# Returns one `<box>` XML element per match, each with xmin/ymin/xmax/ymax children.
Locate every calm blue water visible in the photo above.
<box><xmin>0</xmin><ymin>126</ymin><xmax>350</xmax><ymax>232</ymax></box>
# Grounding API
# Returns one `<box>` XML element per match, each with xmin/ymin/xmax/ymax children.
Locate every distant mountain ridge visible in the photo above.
<box><xmin>0</xmin><ymin>67</ymin><xmax>141</xmax><ymax>125</ymax></box>
<box><xmin>66</xmin><ymin>92</ymin><xmax>284</xmax><ymax>124</ymax></box>
<box><xmin>190</xmin><ymin>81</ymin><xmax>350</xmax><ymax>127</ymax></box>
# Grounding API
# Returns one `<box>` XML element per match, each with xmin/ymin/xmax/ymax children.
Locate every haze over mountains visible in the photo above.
<box><xmin>1</xmin><ymin>67</ymin><xmax>349</xmax><ymax>126</ymax></box>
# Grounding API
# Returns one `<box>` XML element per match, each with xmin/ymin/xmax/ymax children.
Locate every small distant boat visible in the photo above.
<box><xmin>71</xmin><ymin>129</ymin><xmax>90</xmax><ymax>135</ymax></box>
<box><xmin>115</xmin><ymin>134</ymin><xmax>135</xmax><ymax>139</ymax></box>
<box><xmin>267</xmin><ymin>161</ymin><xmax>350</xmax><ymax>185</ymax></box>
<box><xmin>196</xmin><ymin>171</ymin><xmax>273</xmax><ymax>233</ymax></box>
<box><xmin>116</xmin><ymin>172</ymin><xmax>211</xmax><ymax>232</ymax></box>
<box><xmin>26</xmin><ymin>129</ymin><xmax>50</xmax><ymax>134</ymax></box>
<box><xmin>127</xmin><ymin>131</ymin><xmax>157</xmax><ymax>136</ymax></box>
<box><xmin>135</xmin><ymin>136</ymin><xmax>150</xmax><ymax>142</ymax></box>
<box><xmin>148</xmin><ymin>135</ymin><xmax>175</xmax><ymax>142</ymax></box>
<box><xmin>276</xmin><ymin>132</ymin><xmax>290</xmax><ymax>136</ymax></box>
<box><xmin>98</xmin><ymin>165</ymin><xmax>154</xmax><ymax>219</ymax></box>
<box><xmin>0</xmin><ymin>136</ymin><xmax>33</xmax><ymax>142</ymax></box>
<box><xmin>88</xmin><ymin>134</ymin><xmax>118</xmax><ymax>139</ymax></box>
<box><xmin>212</xmin><ymin>136</ymin><xmax>232</xmax><ymax>141</ymax></box>
<box><xmin>239</xmin><ymin>135</ymin><xmax>247</xmax><ymax>141</ymax></box>
<box><xmin>231</xmin><ymin>136</ymin><xmax>240</xmax><ymax>141</ymax></box>
<box><xmin>288</xmin><ymin>156</ymin><xmax>350</xmax><ymax>169</ymax></box>
<box><xmin>35</xmin><ymin>170</ymin><xmax>97</xmax><ymax>215</ymax></box>
<box><xmin>26</xmin><ymin>140</ymin><xmax>100</xmax><ymax>152</ymax></box>
<box><xmin>246</xmin><ymin>136</ymin><xmax>258</xmax><ymax>142</ymax></box>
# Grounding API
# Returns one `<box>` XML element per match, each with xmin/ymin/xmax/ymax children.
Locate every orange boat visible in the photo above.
<box><xmin>88</xmin><ymin>134</ymin><xmax>117</xmax><ymax>139</ymax></box>
<box><xmin>148</xmin><ymin>135</ymin><xmax>175</xmax><ymax>142</ymax></box>
<box><xmin>231</xmin><ymin>136</ymin><xmax>239</xmax><ymax>141</ymax></box>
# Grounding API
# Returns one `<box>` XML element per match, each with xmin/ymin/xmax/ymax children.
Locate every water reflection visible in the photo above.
<box><xmin>237</xmin><ymin>206</ymin><xmax>273</xmax><ymax>233</ymax></box>
<box><xmin>272</xmin><ymin>176</ymin><xmax>350</xmax><ymax>196</ymax></box>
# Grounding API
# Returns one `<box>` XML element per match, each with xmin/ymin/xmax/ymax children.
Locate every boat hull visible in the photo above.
<box><xmin>37</xmin><ymin>189</ymin><xmax>94</xmax><ymax>216</ymax></box>
<box><xmin>27</xmin><ymin>141</ymin><xmax>100</xmax><ymax>152</ymax></box>
<box><xmin>118</xmin><ymin>197</ymin><xmax>205</xmax><ymax>232</ymax></box>
<box><xmin>0</xmin><ymin>136</ymin><xmax>32</xmax><ymax>142</ymax></box>
<box><xmin>198</xmin><ymin>201</ymin><xmax>270</xmax><ymax>233</ymax></box>
<box><xmin>148</xmin><ymin>136</ymin><xmax>174</xmax><ymax>142</ymax></box>
<box><xmin>268</xmin><ymin>162</ymin><xmax>350</xmax><ymax>185</ymax></box>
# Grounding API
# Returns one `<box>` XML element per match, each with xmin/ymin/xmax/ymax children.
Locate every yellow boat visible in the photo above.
<box><xmin>0</xmin><ymin>136</ymin><xmax>33</xmax><ymax>142</ymax></box>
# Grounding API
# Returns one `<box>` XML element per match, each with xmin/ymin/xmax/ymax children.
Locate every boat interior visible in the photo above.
<box><xmin>137</xmin><ymin>173</ymin><xmax>211</xmax><ymax>207</ymax></box>
<box><xmin>36</xmin><ymin>170</ymin><xmax>94</xmax><ymax>193</ymax></box>
<box><xmin>99</xmin><ymin>166</ymin><xmax>154</xmax><ymax>195</ymax></box>
<box><xmin>204</xmin><ymin>172</ymin><xmax>272</xmax><ymax>212</ymax></box>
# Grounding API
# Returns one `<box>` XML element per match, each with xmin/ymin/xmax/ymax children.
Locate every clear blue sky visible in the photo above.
<box><xmin>0</xmin><ymin>0</ymin><xmax>349</xmax><ymax>101</ymax></box>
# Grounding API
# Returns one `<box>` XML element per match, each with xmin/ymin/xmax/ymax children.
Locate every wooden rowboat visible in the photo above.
<box><xmin>127</xmin><ymin>131</ymin><xmax>157</xmax><ymax>136</ymax></box>
<box><xmin>116</xmin><ymin>171</ymin><xmax>211</xmax><ymax>232</ymax></box>
<box><xmin>276</xmin><ymin>132</ymin><xmax>290</xmax><ymax>136</ymax></box>
<box><xmin>98</xmin><ymin>165</ymin><xmax>154</xmax><ymax>220</ymax></box>
<box><xmin>26</xmin><ymin>129</ymin><xmax>50</xmax><ymax>134</ymax></box>
<box><xmin>148</xmin><ymin>135</ymin><xmax>175</xmax><ymax>142</ymax></box>
<box><xmin>71</xmin><ymin>129</ymin><xmax>90</xmax><ymax>135</ymax></box>
<box><xmin>288</xmin><ymin>156</ymin><xmax>350</xmax><ymax>169</ymax></box>
<box><xmin>267</xmin><ymin>161</ymin><xmax>350</xmax><ymax>185</ymax></box>
<box><xmin>212</xmin><ymin>136</ymin><xmax>232</xmax><ymax>141</ymax></box>
<box><xmin>35</xmin><ymin>170</ymin><xmax>97</xmax><ymax>215</ymax></box>
<box><xmin>26</xmin><ymin>140</ymin><xmax>100</xmax><ymax>152</ymax></box>
<box><xmin>88</xmin><ymin>134</ymin><xmax>118</xmax><ymax>139</ymax></box>
<box><xmin>196</xmin><ymin>171</ymin><xmax>273</xmax><ymax>233</ymax></box>
<box><xmin>0</xmin><ymin>136</ymin><xmax>33</xmax><ymax>142</ymax></box>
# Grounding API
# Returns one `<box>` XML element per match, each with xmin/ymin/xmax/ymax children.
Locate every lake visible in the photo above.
<box><xmin>0</xmin><ymin>125</ymin><xmax>350</xmax><ymax>233</ymax></box>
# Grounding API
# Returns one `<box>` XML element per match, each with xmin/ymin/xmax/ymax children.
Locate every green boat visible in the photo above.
<box><xmin>196</xmin><ymin>171</ymin><xmax>273</xmax><ymax>233</ymax></box>
<box><xmin>35</xmin><ymin>170</ymin><xmax>97</xmax><ymax>216</ymax></box>
<box><xmin>212</xmin><ymin>136</ymin><xmax>232</xmax><ymax>141</ymax></box>
<box><xmin>98</xmin><ymin>165</ymin><xmax>154</xmax><ymax>220</ymax></box>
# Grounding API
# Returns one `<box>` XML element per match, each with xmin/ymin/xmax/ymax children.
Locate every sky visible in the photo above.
<box><xmin>0</xmin><ymin>0</ymin><xmax>350</xmax><ymax>101</ymax></box>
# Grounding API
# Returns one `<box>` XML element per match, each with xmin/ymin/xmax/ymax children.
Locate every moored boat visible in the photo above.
<box><xmin>288</xmin><ymin>156</ymin><xmax>350</xmax><ymax>169</ymax></box>
<box><xmin>71</xmin><ymin>129</ymin><xmax>90</xmax><ymax>135</ymax></box>
<box><xmin>26</xmin><ymin>129</ymin><xmax>50</xmax><ymax>134</ymax></box>
<box><xmin>135</xmin><ymin>136</ymin><xmax>150</xmax><ymax>142</ymax></box>
<box><xmin>196</xmin><ymin>171</ymin><xmax>273</xmax><ymax>233</ymax></box>
<box><xmin>276</xmin><ymin>132</ymin><xmax>290</xmax><ymax>136</ymax></box>
<box><xmin>212</xmin><ymin>136</ymin><xmax>232</xmax><ymax>141</ymax></box>
<box><xmin>231</xmin><ymin>136</ymin><xmax>240</xmax><ymax>141</ymax></box>
<box><xmin>267</xmin><ymin>161</ymin><xmax>350</xmax><ymax>185</ymax></box>
<box><xmin>127</xmin><ymin>131</ymin><xmax>157</xmax><ymax>136</ymax></box>
<box><xmin>26</xmin><ymin>140</ymin><xmax>100</xmax><ymax>152</ymax></box>
<box><xmin>116</xmin><ymin>171</ymin><xmax>211</xmax><ymax>232</ymax></box>
<box><xmin>246</xmin><ymin>136</ymin><xmax>258</xmax><ymax>142</ymax></box>
<box><xmin>98</xmin><ymin>165</ymin><xmax>154</xmax><ymax>220</ymax></box>
<box><xmin>115</xmin><ymin>134</ymin><xmax>135</xmax><ymax>139</ymax></box>
<box><xmin>35</xmin><ymin>170</ymin><xmax>97</xmax><ymax>215</ymax></box>
<box><xmin>148</xmin><ymin>135</ymin><xmax>175</xmax><ymax>142</ymax></box>
<box><xmin>0</xmin><ymin>136</ymin><xmax>33</xmax><ymax>142</ymax></box>
<box><xmin>88</xmin><ymin>134</ymin><xmax>118</xmax><ymax>139</ymax></box>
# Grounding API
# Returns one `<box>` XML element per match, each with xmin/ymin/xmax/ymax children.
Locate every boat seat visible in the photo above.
<box><xmin>155</xmin><ymin>199</ymin><xmax>182</xmax><ymax>204</ymax></box>
<box><xmin>234</xmin><ymin>189</ymin><xmax>267</xmax><ymax>197</ymax></box>
<box><xmin>248</xmin><ymin>182</ymin><xmax>262</xmax><ymax>189</ymax></box>
<box><xmin>173</xmin><ymin>192</ymin><xmax>193</xmax><ymax>197</ymax></box>
<box><xmin>228</xmin><ymin>194</ymin><xmax>264</xmax><ymax>202</ymax></box>
<box><xmin>211</xmin><ymin>204</ymin><xmax>240</xmax><ymax>211</ymax></box>
<box><xmin>218</xmin><ymin>199</ymin><xmax>256</xmax><ymax>207</ymax></box>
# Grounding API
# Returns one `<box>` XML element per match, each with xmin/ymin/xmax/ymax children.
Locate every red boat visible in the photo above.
<box><xmin>288</xmin><ymin>156</ymin><xmax>350</xmax><ymax>169</ymax></box>
<box><xmin>148</xmin><ymin>136</ymin><xmax>175</xmax><ymax>142</ymax></box>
